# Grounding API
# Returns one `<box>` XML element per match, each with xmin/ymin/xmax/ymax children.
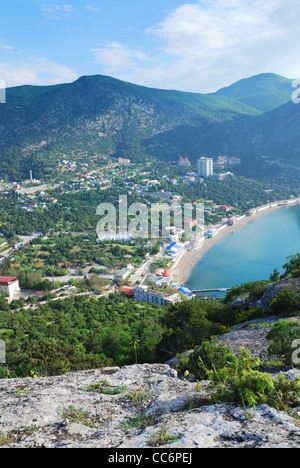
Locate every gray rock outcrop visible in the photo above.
<box><xmin>232</xmin><ymin>278</ymin><xmax>300</xmax><ymax>313</ymax></box>
<box><xmin>0</xmin><ymin>317</ymin><xmax>300</xmax><ymax>449</ymax></box>
<box><xmin>0</xmin><ymin>363</ymin><xmax>300</xmax><ymax>448</ymax></box>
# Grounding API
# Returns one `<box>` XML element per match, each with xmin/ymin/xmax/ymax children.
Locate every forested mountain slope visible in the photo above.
<box><xmin>0</xmin><ymin>73</ymin><xmax>298</xmax><ymax>180</ymax></box>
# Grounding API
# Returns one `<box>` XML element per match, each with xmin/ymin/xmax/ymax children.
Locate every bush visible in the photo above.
<box><xmin>176</xmin><ymin>337</ymin><xmax>236</xmax><ymax>381</ymax></box>
<box><xmin>161</xmin><ymin>300</ymin><xmax>224</xmax><ymax>357</ymax></box>
<box><xmin>282</xmin><ymin>254</ymin><xmax>300</xmax><ymax>278</ymax></box>
<box><xmin>224</xmin><ymin>281</ymin><xmax>270</xmax><ymax>305</ymax></box>
<box><xmin>266</xmin><ymin>320</ymin><xmax>300</xmax><ymax>366</ymax></box>
<box><xmin>206</xmin><ymin>348</ymin><xmax>300</xmax><ymax>410</ymax></box>
<box><xmin>270</xmin><ymin>290</ymin><xmax>300</xmax><ymax>316</ymax></box>
<box><xmin>30</xmin><ymin>342</ymin><xmax>111</xmax><ymax>376</ymax></box>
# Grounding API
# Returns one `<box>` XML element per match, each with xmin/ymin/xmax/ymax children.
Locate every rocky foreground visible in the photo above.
<box><xmin>0</xmin><ymin>317</ymin><xmax>300</xmax><ymax>448</ymax></box>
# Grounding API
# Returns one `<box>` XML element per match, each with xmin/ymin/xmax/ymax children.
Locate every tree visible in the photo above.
<box><xmin>271</xmin><ymin>289</ymin><xmax>300</xmax><ymax>315</ymax></box>
<box><xmin>270</xmin><ymin>268</ymin><xmax>280</xmax><ymax>282</ymax></box>
<box><xmin>283</xmin><ymin>254</ymin><xmax>300</xmax><ymax>278</ymax></box>
<box><xmin>160</xmin><ymin>299</ymin><xmax>223</xmax><ymax>357</ymax></box>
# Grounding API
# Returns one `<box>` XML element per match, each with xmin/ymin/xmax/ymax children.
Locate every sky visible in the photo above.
<box><xmin>1</xmin><ymin>0</ymin><xmax>300</xmax><ymax>93</ymax></box>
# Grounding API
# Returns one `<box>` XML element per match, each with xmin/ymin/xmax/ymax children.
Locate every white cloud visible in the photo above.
<box><xmin>94</xmin><ymin>0</ymin><xmax>300</xmax><ymax>92</ymax></box>
<box><xmin>91</xmin><ymin>42</ymin><xmax>149</xmax><ymax>73</ymax></box>
<box><xmin>39</xmin><ymin>2</ymin><xmax>75</xmax><ymax>20</ymax></box>
<box><xmin>85</xmin><ymin>5</ymin><xmax>101</xmax><ymax>13</ymax></box>
<box><xmin>0</xmin><ymin>45</ymin><xmax>15</xmax><ymax>50</ymax></box>
<box><xmin>149</xmin><ymin>0</ymin><xmax>281</xmax><ymax>56</ymax></box>
<box><xmin>0</xmin><ymin>38</ymin><xmax>15</xmax><ymax>51</ymax></box>
<box><xmin>0</xmin><ymin>57</ymin><xmax>78</xmax><ymax>88</ymax></box>
<box><xmin>144</xmin><ymin>0</ymin><xmax>295</xmax><ymax>91</ymax></box>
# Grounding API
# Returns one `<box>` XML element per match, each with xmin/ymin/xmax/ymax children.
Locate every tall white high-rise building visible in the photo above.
<box><xmin>198</xmin><ymin>157</ymin><xmax>213</xmax><ymax>178</ymax></box>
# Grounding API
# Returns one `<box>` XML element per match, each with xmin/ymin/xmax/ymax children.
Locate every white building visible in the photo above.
<box><xmin>163</xmin><ymin>227</ymin><xmax>185</xmax><ymax>244</ymax></box>
<box><xmin>165</xmin><ymin>242</ymin><xmax>185</xmax><ymax>257</ymax></box>
<box><xmin>114</xmin><ymin>266</ymin><xmax>132</xmax><ymax>283</ymax></box>
<box><xmin>212</xmin><ymin>172</ymin><xmax>233</xmax><ymax>181</ymax></box>
<box><xmin>133</xmin><ymin>286</ymin><xmax>181</xmax><ymax>307</ymax></box>
<box><xmin>0</xmin><ymin>276</ymin><xmax>20</xmax><ymax>298</ymax></box>
<box><xmin>198</xmin><ymin>157</ymin><xmax>213</xmax><ymax>178</ymax></box>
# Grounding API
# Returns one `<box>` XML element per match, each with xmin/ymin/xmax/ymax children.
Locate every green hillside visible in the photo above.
<box><xmin>0</xmin><ymin>73</ymin><xmax>298</xmax><ymax>182</ymax></box>
<box><xmin>0</xmin><ymin>74</ymin><xmax>260</xmax><ymax>180</ymax></box>
<box><xmin>214</xmin><ymin>73</ymin><xmax>294</xmax><ymax>111</ymax></box>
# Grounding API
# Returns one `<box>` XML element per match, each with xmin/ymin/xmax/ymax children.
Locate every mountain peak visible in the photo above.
<box><xmin>215</xmin><ymin>73</ymin><xmax>294</xmax><ymax>111</ymax></box>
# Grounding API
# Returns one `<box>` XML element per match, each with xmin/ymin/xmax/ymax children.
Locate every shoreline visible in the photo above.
<box><xmin>173</xmin><ymin>199</ymin><xmax>300</xmax><ymax>287</ymax></box>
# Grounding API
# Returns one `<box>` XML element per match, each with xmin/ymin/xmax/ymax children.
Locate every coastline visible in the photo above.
<box><xmin>173</xmin><ymin>199</ymin><xmax>300</xmax><ymax>287</ymax></box>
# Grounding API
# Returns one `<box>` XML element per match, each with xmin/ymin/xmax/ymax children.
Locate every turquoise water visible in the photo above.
<box><xmin>185</xmin><ymin>205</ymin><xmax>300</xmax><ymax>297</ymax></box>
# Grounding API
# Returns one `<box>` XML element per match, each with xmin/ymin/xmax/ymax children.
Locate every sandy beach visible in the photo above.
<box><xmin>174</xmin><ymin>200</ymin><xmax>300</xmax><ymax>287</ymax></box>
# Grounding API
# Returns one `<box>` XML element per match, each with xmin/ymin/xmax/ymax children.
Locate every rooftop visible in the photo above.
<box><xmin>0</xmin><ymin>276</ymin><xmax>18</xmax><ymax>286</ymax></box>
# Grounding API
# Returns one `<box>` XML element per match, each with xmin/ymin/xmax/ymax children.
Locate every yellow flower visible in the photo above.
<box><xmin>184</xmin><ymin>370</ymin><xmax>190</xmax><ymax>377</ymax></box>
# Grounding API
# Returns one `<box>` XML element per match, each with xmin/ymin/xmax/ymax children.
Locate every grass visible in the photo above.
<box><xmin>14</xmin><ymin>388</ymin><xmax>30</xmax><ymax>395</ymax></box>
<box><xmin>123</xmin><ymin>413</ymin><xmax>156</xmax><ymax>430</ymax></box>
<box><xmin>81</xmin><ymin>379</ymin><xmax>127</xmax><ymax>395</ymax></box>
<box><xmin>0</xmin><ymin>432</ymin><xmax>17</xmax><ymax>447</ymax></box>
<box><xmin>148</xmin><ymin>426</ymin><xmax>180</xmax><ymax>447</ymax></box>
<box><xmin>60</xmin><ymin>405</ymin><xmax>101</xmax><ymax>429</ymax></box>
<box><xmin>128</xmin><ymin>387</ymin><xmax>154</xmax><ymax>406</ymax></box>
<box><xmin>0</xmin><ymin>426</ymin><xmax>40</xmax><ymax>447</ymax></box>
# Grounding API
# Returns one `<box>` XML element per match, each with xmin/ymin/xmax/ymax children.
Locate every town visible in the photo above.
<box><xmin>0</xmin><ymin>154</ymin><xmax>297</xmax><ymax>310</ymax></box>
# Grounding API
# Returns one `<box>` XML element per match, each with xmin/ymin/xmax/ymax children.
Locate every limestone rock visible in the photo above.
<box><xmin>1</xmin><ymin>317</ymin><xmax>300</xmax><ymax>448</ymax></box>
<box><xmin>0</xmin><ymin>360</ymin><xmax>299</xmax><ymax>448</ymax></box>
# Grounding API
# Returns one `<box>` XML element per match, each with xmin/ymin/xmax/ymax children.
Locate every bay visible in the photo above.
<box><xmin>185</xmin><ymin>205</ymin><xmax>300</xmax><ymax>296</ymax></box>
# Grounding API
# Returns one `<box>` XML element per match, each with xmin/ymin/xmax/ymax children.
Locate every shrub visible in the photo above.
<box><xmin>282</xmin><ymin>254</ymin><xmax>300</xmax><ymax>278</ymax></box>
<box><xmin>176</xmin><ymin>337</ymin><xmax>236</xmax><ymax>381</ymax></box>
<box><xmin>206</xmin><ymin>348</ymin><xmax>300</xmax><ymax>411</ymax></box>
<box><xmin>30</xmin><ymin>342</ymin><xmax>111</xmax><ymax>376</ymax></box>
<box><xmin>224</xmin><ymin>281</ymin><xmax>270</xmax><ymax>305</ymax></box>
<box><xmin>266</xmin><ymin>320</ymin><xmax>300</xmax><ymax>366</ymax></box>
<box><xmin>161</xmin><ymin>301</ymin><xmax>224</xmax><ymax>357</ymax></box>
<box><xmin>270</xmin><ymin>290</ymin><xmax>300</xmax><ymax>316</ymax></box>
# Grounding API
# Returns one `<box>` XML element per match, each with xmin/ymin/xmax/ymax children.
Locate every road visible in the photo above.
<box><xmin>0</xmin><ymin>233</ymin><xmax>44</xmax><ymax>263</ymax></box>
<box><xmin>129</xmin><ymin>247</ymin><xmax>165</xmax><ymax>284</ymax></box>
<box><xmin>19</xmin><ymin>184</ymin><xmax>59</xmax><ymax>195</ymax></box>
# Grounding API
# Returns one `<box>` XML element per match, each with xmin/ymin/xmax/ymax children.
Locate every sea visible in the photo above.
<box><xmin>185</xmin><ymin>205</ymin><xmax>300</xmax><ymax>299</ymax></box>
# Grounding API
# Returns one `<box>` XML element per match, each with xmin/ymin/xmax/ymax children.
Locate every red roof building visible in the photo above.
<box><xmin>0</xmin><ymin>276</ymin><xmax>18</xmax><ymax>286</ymax></box>
<box><xmin>0</xmin><ymin>276</ymin><xmax>20</xmax><ymax>298</ymax></box>
<box><xmin>221</xmin><ymin>205</ymin><xmax>236</xmax><ymax>212</ymax></box>
<box><xmin>120</xmin><ymin>287</ymin><xmax>134</xmax><ymax>297</ymax></box>
<box><xmin>183</xmin><ymin>218</ymin><xmax>197</xmax><ymax>228</ymax></box>
<box><xmin>178</xmin><ymin>157</ymin><xmax>191</xmax><ymax>167</ymax></box>
<box><xmin>153</xmin><ymin>269</ymin><xmax>164</xmax><ymax>276</ymax></box>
